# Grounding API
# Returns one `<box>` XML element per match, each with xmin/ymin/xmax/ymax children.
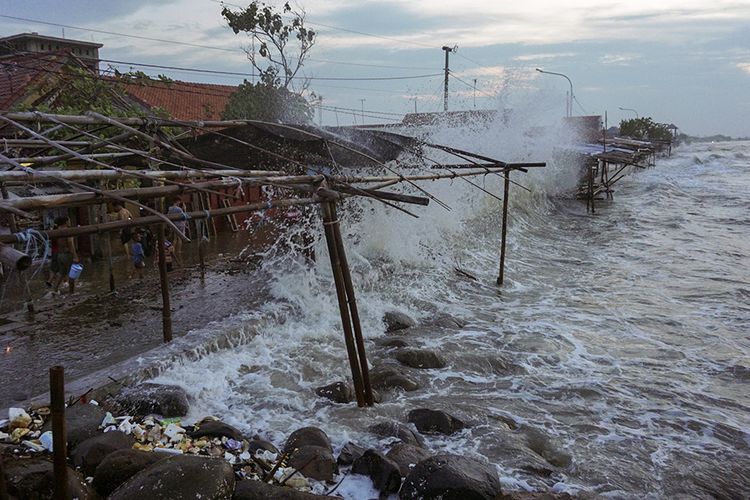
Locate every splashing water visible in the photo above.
<box><xmin>154</xmin><ymin>105</ymin><xmax>750</xmax><ymax>498</ymax></box>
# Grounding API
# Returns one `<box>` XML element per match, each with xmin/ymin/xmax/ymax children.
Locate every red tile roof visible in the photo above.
<box><xmin>0</xmin><ymin>52</ymin><xmax>70</xmax><ymax>110</ymax></box>
<box><xmin>121</xmin><ymin>79</ymin><xmax>237</xmax><ymax>121</ymax></box>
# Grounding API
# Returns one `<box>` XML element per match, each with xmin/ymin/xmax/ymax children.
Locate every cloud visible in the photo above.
<box><xmin>513</xmin><ymin>52</ymin><xmax>577</xmax><ymax>61</ymax></box>
<box><xmin>737</xmin><ymin>62</ymin><xmax>750</xmax><ymax>75</ymax></box>
<box><xmin>600</xmin><ymin>54</ymin><xmax>638</xmax><ymax>65</ymax></box>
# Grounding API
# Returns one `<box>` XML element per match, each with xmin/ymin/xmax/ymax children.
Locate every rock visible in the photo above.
<box><xmin>408</xmin><ymin>409</ymin><xmax>466</xmax><ymax>435</ymax></box>
<box><xmin>386</xmin><ymin>442</ymin><xmax>432</xmax><ymax>476</ymax></box>
<box><xmin>374</xmin><ymin>337</ymin><xmax>410</xmax><ymax>348</ymax></box>
<box><xmin>71</xmin><ymin>430</ymin><xmax>135</xmax><ymax>476</ymax></box>
<box><xmin>284</xmin><ymin>427</ymin><xmax>332</xmax><ymax>453</ymax></box>
<box><xmin>93</xmin><ymin>449</ymin><xmax>164</xmax><ymax>497</ymax></box>
<box><xmin>499</xmin><ymin>493</ymin><xmax>574</xmax><ymax>500</ymax></box>
<box><xmin>189</xmin><ymin>418</ymin><xmax>244</xmax><ymax>441</ymax></box>
<box><xmin>41</xmin><ymin>402</ymin><xmax>107</xmax><ymax>449</ymax></box>
<box><xmin>384</xmin><ymin>311</ymin><xmax>416</xmax><ymax>332</ymax></box>
<box><xmin>370</xmin><ymin>366</ymin><xmax>420</xmax><ymax>392</ymax></box>
<box><xmin>109</xmin><ymin>455</ymin><xmax>234</xmax><ymax>500</ymax></box>
<box><xmin>337</xmin><ymin>441</ymin><xmax>365</xmax><ymax>466</ymax></box>
<box><xmin>314</xmin><ymin>381</ymin><xmax>354</xmax><ymax>404</ymax></box>
<box><xmin>400</xmin><ymin>454</ymin><xmax>501</xmax><ymax>500</ymax></box>
<box><xmin>114</xmin><ymin>383</ymin><xmax>189</xmax><ymax>417</ymax></box>
<box><xmin>395</xmin><ymin>349</ymin><xmax>446</xmax><ymax>369</ymax></box>
<box><xmin>288</xmin><ymin>445</ymin><xmax>338</xmax><ymax>482</ymax></box>
<box><xmin>426</xmin><ymin>314</ymin><xmax>466</xmax><ymax>329</ymax></box>
<box><xmin>522</xmin><ymin>427</ymin><xmax>572</xmax><ymax>469</ymax></box>
<box><xmin>248</xmin><ymin>438</ymin><xmax>279</xmax><ymax>455</ymax></box>
<box><xmin>234</xmin><ymin>479</ymin><xmax>340</xmax><ymax>499</ymax></box>
<box><xmin>3</xmin><ymin>456</ymin><xmax>94</xmax><ymax>499</ymax></box>
<box><xmin>352</xmin><ymin>449</ymin><xmax>402</xmax><ymax>495</ymax></box>
<box><xmin>369</xmin><ymin>421</ymin><xmax>425</xmax><ymax>448</ymax></box>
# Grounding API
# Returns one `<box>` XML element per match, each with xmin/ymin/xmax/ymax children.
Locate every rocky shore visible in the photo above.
<box><xmin>1</xmin><ymin>311</ymin><xmax>576</xmax><ymax>499</ymax></box>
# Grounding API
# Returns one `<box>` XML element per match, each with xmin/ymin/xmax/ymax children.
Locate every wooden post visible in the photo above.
<box><xmin>157</xmin><ymin>223</ymin><xmax>173</xmax><ymax>343</ymax></box>
<box><xmin>49</xmin><ymin>366</ymin><xmax>67</xmax><ymax>500</ymax></box>
<box><xmin>19</xmin><ymin>270</ymin><xmax>34</xmax><ymax>315</ymax></box>
<box><xmin>99</xmin><ymin>189</ymin><xmax>115</xmax><ymax>292</ymax></box>
<box><xmin>0</xmin><ymin>182</ymin><xmax>18</xmax><ymax>233</ymax></box>
<box><xmin>321</xmin><ymin>200</ymin><xmax>366</xmax><ymax>407</ymax></box>
<box><xmin>588</xmin><ymin>164</ymin><xmax>595</xmax><ymax>214</ymax></box>
<box><xmin>328</xmin><ymin>202</ymin><xmax>374</xmax><ymax>405</ymax></box>
<box><xmin>496</xmin><ymin>170</ymin><xmax>510</xmax><ymax>286</ymax></box>
<box><xmin>0</xmin><ymin>243</ymin><xmax>31</xmax><ymax>270</ymax></box>
<box><xmin>0</xmin><ymin>453</ymin><xmax>8</xmax><ymax>500</ymax></box>
<box><xmin>198</xmin><ymin>237</ymin><xmax>206</xmax><ymax>281</ymax></box>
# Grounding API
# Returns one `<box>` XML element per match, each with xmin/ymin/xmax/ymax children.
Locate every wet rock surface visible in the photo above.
<box><xmin>284</xmin><ymin>427</ymin><xmax>333</xmax><ymax>453</ymax></box>
<box><xmin>395</xmin><ymin>349</ymin><xmax>446</xmax><ymax>369</ymax></box>
<box><xmin>352</xmin><ymin>449</ymin><xmax>402</xmax><ymax>495</ymax></box>
<box><xmin>386</xmin><ymin>442</ymin><xmax>432</xmax><ymax>477</ymax></box>
<box><xmin>189</xmin><ymin>417</ymin><xmax>244</xmax><ymax>441</ymax></box>
<box><xmin>400</xmin><ymin>454</ymin><xmax>502</xmax><ymax>500</ymax></box>
<box><xmin>408</xmin><ymin>408</ymin><xmax>466</xmax><ymax>435</ymax></box>
<box><xmin>109</xmin><ymin>455</ymin><xmax>235</xmax><ymax>500</ymax></box>
<box><xmin>383</xmin><ymin>311</ymin><xmax>416</xmax><ymax>332</ymax></box>
<box><xmin>337</xmin><ymin>441</ymin><xmax>365</xmax><ymax>466</ymax></box>
<box><xmin>369</xmin><ymin>421</ymin><xmax>425</xmax><ymax>448</ymax></box>
<box><xmin>114</xmin><ymin>383</ymin><xmax>190</xmax><ymax>417</ymax></box>
<box><xmin>369</xmin><ymin>365</ymin><xmax>420</xmax><ymax>392</ymax></box>
<box><xmin>288</xmin><ymin>445</ymin><xmax>338</xmax><ymax>482</ymax></box>
<box><xmin>40</xmin><ymin>402</ymin><xmax>106</xmax><ymax>448</ymax></box>
<box><xmin>92</xmin><ymin>448</ymin><xmax>164</xmax><ymax>496</ymax></box>
<box><xmin>314</xmin><ymin>381</ymin><xmax>354</xmax><ymax>404</ymax></box>
<box><xmin>71</xmin><ymin>429</ymin><xmax>135</xmax><ymax>476</ymax></box>
<box><xmin>247</xmin><ymin>438</ymin><xmax>279</xmax><ymax>455</ymax></box>
<box><xmin>233</xmin><ymin>479</ymin><xmax>340</xmax><ymax>499</ymax></box>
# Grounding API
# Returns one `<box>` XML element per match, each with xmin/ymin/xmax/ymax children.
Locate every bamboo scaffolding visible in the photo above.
<box><xmin>0</xmin><ymin>169</ymin><xmax>282</xmax><ymax>182</ymax></box>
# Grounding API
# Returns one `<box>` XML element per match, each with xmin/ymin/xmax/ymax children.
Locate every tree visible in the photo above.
<box><xmin>221</xmin><ymin>79</ymin><xmax>312</xmax><ymax>123</ymax></box>
<box><xmin>619</xmin><ymin>117</ymin><xmax>673</xmax><ymax>141</ymax></box>
<box><xmin>222</xmin><ymin>1</ymin><xmax>316</xmax><ymax>90</ymax></box>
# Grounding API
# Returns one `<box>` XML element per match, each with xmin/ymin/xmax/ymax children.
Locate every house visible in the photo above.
<box><xmin>0</xmin><ymin>32</ymin><xmax>101</xmax><ymax>71</ymax></box>
<box><xmin>120</xmin><ymin>78</ymin><xmax>236</xmax><ymax>121</ymax></box>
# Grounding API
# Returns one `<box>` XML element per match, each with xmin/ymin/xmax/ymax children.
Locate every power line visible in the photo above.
<box><xmin>0</xmin><ymin>14</ymin><xmax>439</xmax><ymax>71</ymax></box>
<box><xmin>449</xmin><ymin>72</ymin><xmax>496</xmax><ymax>99</ymax></box>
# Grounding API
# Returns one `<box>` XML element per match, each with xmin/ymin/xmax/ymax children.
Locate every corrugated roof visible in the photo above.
<box><xmin>121</xmin><ymin>79</ymin><xmax>237</xmax><ymax>121</ymax></box>
<box><xmin>0</xmin><ymin>52</ymin><xmax>69</xmax><ymax>110</ymax></box>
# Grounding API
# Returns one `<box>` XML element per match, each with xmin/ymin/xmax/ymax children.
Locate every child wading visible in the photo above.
<box><xmin>49</xmin><ymin>216</ymin><xmax>79</xmax><ymax>294</ymax></box>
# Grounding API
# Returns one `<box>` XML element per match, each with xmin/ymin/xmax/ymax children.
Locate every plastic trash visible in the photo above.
<box><xmin>163</xmin><ymin>423</ymin><xmax>185</xmax><ymax>442</ymax></box>
<box><xmin>154</xmin><ymin>446</ymin><xmax>183</xmax><ymax>455</ymax></box>
<box><xmin>39</xmin><ymin>431</ymin><xmax>53</xmax><ymax>451</ymax></box>
<box><xmin>101</xmin><ymin>412</ymin><xmax>116</xmax><ymax>428</ymax></box>
<box><xmin>68</xmin><ymin>263</ymin><xmax>83</xmax><ymax>280</ymax></box>
<box><xmin>9</xmin><ymin>408</ymin><xmax>31</xmax><ymax>429</ymax></box>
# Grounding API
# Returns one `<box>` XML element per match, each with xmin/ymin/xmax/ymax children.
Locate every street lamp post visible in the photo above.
<box><xmin>536</xmin><ymin>68</ymin><xmax>574</xmax><ymax>117</ymax></box>
<box><xmin>618</xmin><ymin>107</ymin><xmax>639</xmax><ymax>118</ymax></box>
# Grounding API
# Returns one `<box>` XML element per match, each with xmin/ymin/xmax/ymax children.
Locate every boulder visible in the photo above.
<box><xmin>499</xmin><ymin>493</ymin><xmax>574</xmax><ymax>500</ymax></box>
<box><xmin>384</xmin><ymin>311</ymin><xmax>416</xmax><ymax>332</ymax></box>
<box><xmin>3</xmin><ymin>456</ymin><xmax>94</xmax><ymax>499</ymax></box>
<box><xmin>93</xmin><ymin>449</ymin><xmax>164</xmax><ymax>496</ymax></box>
<box><xmin>337</xmin><ymin>441</ymin><xmax>365</xmax><ymax>466</ymax></box>
<box><xmin>386</xmin><ymin>442</ymin><xmax>431</xmax><ymax>477</ymax></box>
<box><xmin>248</xmin><ymin>438</ymin><xmax>279</xmax><ymax>455</ymax></box>
<box><xmin>189</xmin><ymin>418</ymin><xmax>244</xmax><ymax>441</ymax></box>
<box><xmin>408</xmin><ymin>409</ymin><xmax>466</xmax><ymax>435</ymax></box>
<box><xmin>284</xmin><ymin>427</ymin><xmax>332</xmax><ymax>453</ymax></box>
<box><xmin>314</xmin><ymin>381</ymin><xmax>354</xmax><ymax>404</ymax></box>
<box><xmin>400</xmin><ymin>454</ymin><xmax>501</xmax><ymax>500</ymax></box>
<box><xmin>40</xmin><ymin>402</ymin><xmax>106</xmax><ymax>449</ymax></box>
<box><xmin>395</xmin><ymin>349</ymin><xmax>446</xmax><ymax>369</ymax></box>
<box><xmin>352</xmin><ymin>449</ymin><xmax>402</xmax><ymax>495</ymax></box>
<box><xmin>233</xmin><ymin>479</ymin><xmax>340</xmax><ymax>499</ymax></box>
<box><xmin>370</xmin><ymin>366</ymin><xmax>420</xmax><ymax>392</ymax></box>
<box><xmin>109</xmin><ymin>455</ymin><xmax>234</xmax><ymax>500</ymax></box>
<box><xmin>288</xmin><ymin>445</ymin><xmax>338</xmax><ymax>482</ymax></box>
<box><xmin>369</xmin><ymin>421</ymin><xmax>425</xmax><ymax>448</ymax></box>
<box><xmin>114</xmin><ymin>383</ymin><xmax>189</xmax><ymax>417</ymax></box>
<box><xmin>374</xmin><ymin>337</ymin><xmax>410</xmax><ymax>348</ymax></box>
<box><xmin>426</xmin><ymin>314</ymin><xmax>466</xmax><ymax>329</ymax></box>
<box><xmin>71</xmin><ymin>430</ymin><xmax>135</xmax><ymax>476</ymax></box>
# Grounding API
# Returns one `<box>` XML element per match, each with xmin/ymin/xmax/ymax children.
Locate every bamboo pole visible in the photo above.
<box><xmin>0</xmin><ymin>182</ymin><xmax>18</xmax><ymax>233</ymax></box>
<box><xmin>0</xmin><ymin>243</ymin><xmax>31</xmax><ymax>270</ymax></box>
<box><xmin>328</xmin><ymin>202</ymin><xmax>374</xmax><ymax>406</ymax></box>
<box><xmin>157</xmin><ymin>222</ymin><xmax>173</xmax><ymax>343</ymax></box>
<box><xmin>0</xmin><ymin>169</ymin><xmax>283</xmax><ymax>182</ymax></box>
<box><xmin>497</xmin><ymin>170</ymin><xmax>510</xmax><ymax>286</ymax></box>
<box><xmin>49</xmin><ymin>366</ymin><xmax>68</xmax><ymax>500</ymax></box>
<box><xmin>321</xmin><ymin>200</ymin><xmax>366</xmax><ymax>407</ymax></box>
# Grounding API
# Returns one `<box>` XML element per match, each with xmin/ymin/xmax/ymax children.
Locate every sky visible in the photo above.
<box><xmin>1</xmin><ymin>0</ymin><xmax>750</xmax><ymax>136</ymax></box>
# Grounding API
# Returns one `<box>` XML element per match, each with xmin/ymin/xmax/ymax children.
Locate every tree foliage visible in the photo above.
<box><xmin>222</xmin><ymin>1</ymin><xmax>316</xmax><ymax>90</ymax></box>
<box><xmin>619</xmin><ymin>117</ymin><xmax>673</xmax><ymax>141</ymax></box>
<box><xmin>221</xmin><ymin>79</ymin><xmax>312</xmax><ymax>123</ymax></box>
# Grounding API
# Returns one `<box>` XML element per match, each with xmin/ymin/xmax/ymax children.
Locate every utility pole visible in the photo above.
<box><xmin>318</xmin><ymin>96</ymin><xmax>323</xmax><ymax>126</ymax></box>
<box><xmin>412</xmin><ymin>96</ymin><xmax>417</xmax><ymax>113</ymax></box>
<box><xmin>473</xmin><ymin>78</ymin><xmax>477</xmax><ymax>109</ymax></box>
<box><xmin>359</xmin><ymin>98</ymin><xmax>366</xmax><ymax>125</ymax></box>
<box><xmin>442</xmin><ymin>45</ymin><xmax>455</xmax><ymax>112</ymax></box>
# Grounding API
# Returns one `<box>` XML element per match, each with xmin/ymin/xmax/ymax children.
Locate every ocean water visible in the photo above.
<box><xmin>154</xmin><ymin>137</ymin><xmax>750</xmax><ymax>498</ymax></box>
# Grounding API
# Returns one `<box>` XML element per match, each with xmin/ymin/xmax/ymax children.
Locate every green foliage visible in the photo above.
<box><xmin>222</xmin><ymin>1</ymin><xmax>316</xmax><ymax>89</ymax></box>
<box><xmin>619</xmin><ymin>117</ymin><xmax>673</xmax><ymax>141</ymax></box>
<box><xmin>221</xmin><ymin>79</ymin><xmax>312</xmax><ymax>123</ymax></box>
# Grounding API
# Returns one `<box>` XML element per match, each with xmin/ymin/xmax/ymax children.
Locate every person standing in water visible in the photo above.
<box><xmin>112</xmin><ymin>202</ymin><xmax>134</xmax><ymax>258</ymax></box>
<box><xmin>50</xmin><ymin>216</ymin><xmax>79</xmax><ymax>294</ymax></box>
<box><xmin>167</xmin><ymin>197</ymin><xmax>187</xmax><ymax>266</ymax></box>
<box><xmin>130</xmin><ymin>231</ymin><xmax>146</xmax><ymax>279</ymax></box>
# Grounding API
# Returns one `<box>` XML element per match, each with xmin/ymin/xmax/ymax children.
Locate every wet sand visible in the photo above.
<box><xmin>0</xmin><ymin>229</ymin><xmax>276</xmax><ymax>408</ymax></box>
